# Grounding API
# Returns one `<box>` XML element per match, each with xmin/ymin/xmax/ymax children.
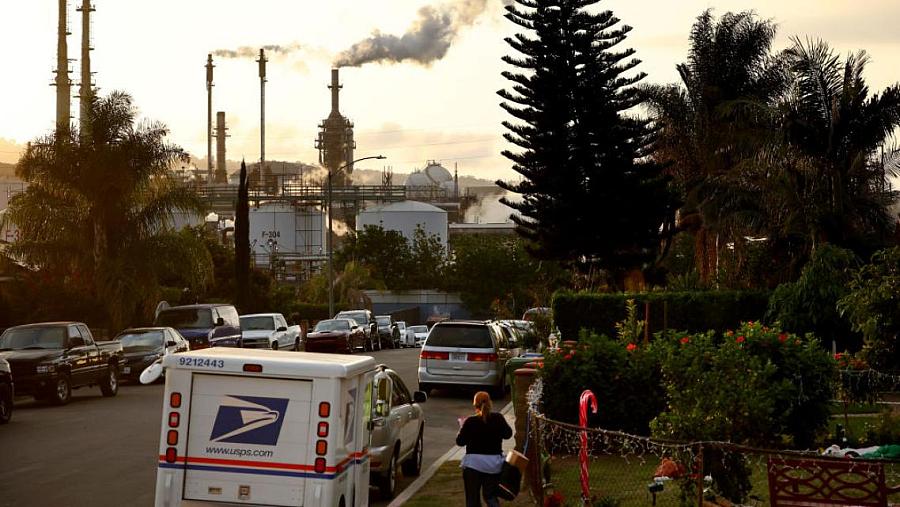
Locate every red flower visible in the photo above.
<box><xmin>626</xmin><ymin>343</ymin><xmax>637</xmax><ymax>352</ymax></box>
<box><xmin>680</xmin><ymin>336</ymin><xmax>690</xmax><ymax>345</ymax></box>
<box><xmin>778</xmin><ymin>333</ymin><xmax>788</xmax><ymax>343</ymax></box>
<box><xmin>563</xmin><ymin>354</ymin><xmax>572</xmax><ymax>361</ymax></box>
<box><xmin>834</xmin><ymin>353</ymin><xmax>843</xmax><ymax>360</ymax></box>
<box><xmin>736</xmin><ymin>336</ymin><xmax>746</xmax><ymax>344</ymax></box>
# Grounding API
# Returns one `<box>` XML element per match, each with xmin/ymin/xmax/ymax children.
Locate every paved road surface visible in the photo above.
<box><xmin>0</xmin><ymin>347</ymin><xmax>507</xmax><ymax>506</ymax></box>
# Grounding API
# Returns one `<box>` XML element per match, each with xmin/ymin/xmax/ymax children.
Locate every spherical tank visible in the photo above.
<box><xmin>248</xmin><ymin>203</ymin><xmax>325</xmax><ymax>265</ymax></box>
<box><xmin>356</xmin><ymin>200</ymin><xmax>448</xmax><ymax>249</ymax></box>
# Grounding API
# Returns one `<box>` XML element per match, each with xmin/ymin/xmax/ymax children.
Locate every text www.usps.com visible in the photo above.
<box><xmin>205</xmin><ymin>446</ymin><xmax>274</xmax><ymax>458</ymax></box>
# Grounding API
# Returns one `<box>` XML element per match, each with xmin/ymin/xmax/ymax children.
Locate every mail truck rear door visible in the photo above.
<box><xmin>183</xmin><ymin>373</ymin><xmax>313</xmax><ymax>506</ymax></box>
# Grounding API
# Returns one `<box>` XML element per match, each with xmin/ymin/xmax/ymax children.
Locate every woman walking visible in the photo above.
<box><xmin>456</xmin><ymin>391</ymin><xmax>513</xmax><ymax>507</ymax></box>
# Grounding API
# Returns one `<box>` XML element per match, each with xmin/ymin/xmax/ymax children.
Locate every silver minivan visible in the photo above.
<box><xmin>417</xmin><ymin>320</ymin><xmax>520</xmax><ymax>398</ymax></box>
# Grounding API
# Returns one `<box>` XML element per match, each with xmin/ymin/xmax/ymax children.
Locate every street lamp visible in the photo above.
<box><xmin>328</xmin><ymin>155</ymin><xmax>386</xmax><ymax>317</ymax></box>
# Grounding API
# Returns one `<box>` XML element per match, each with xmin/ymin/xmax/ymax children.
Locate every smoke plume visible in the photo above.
<box><xmin>334</xmin><ymin>0</ymin><xmax>488</xmax><ymax>67</ymax></box>
<box><xmin>213</xmin><ymin>43</ymin><xmax>303</xmax><ymax>59</ymax></box>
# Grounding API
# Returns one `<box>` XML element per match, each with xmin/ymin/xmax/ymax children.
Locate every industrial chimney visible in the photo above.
<box><xmin>54</xmin><ymin>0</ymin><xmax>71</xmax><ymax>131</ymax></box>
<box><xmin>257</xmin><ymin>48</ymin><xmax>267</xmax><ymax>175</ymax></box>
<box><xmin>315</xmin><ymin>68</ymin><xmax>356</xmax><ymax>185</ymax></box>
<box><xmin>214</xmin><ymin>111</ymin><xmax>228</xmax><ymax>184</ymax></box>
<box><xmin>76</xmin><ymin>0</ymin><xmax>94</xmax><ymax>132</ymax></box>
<box><xmin>205</xmin><ymin>54</ymin><xmax>215</xmax><ymax>181</ymax></box>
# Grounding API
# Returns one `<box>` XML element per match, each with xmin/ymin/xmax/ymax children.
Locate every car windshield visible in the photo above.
<box><xmin>426</xmin><ymin>324</ymin><xmax>493</xmax><ymax>348</ymax></box>
<box><xmin>314</xmin><ymin>320</ymin><xmax>350</xmax><ymax>332</ymax></box>
<box><xmin>336</xmin><ymin>312</ymin><xmax>367</xmax><ymax>326</ymax></box>
<box><xmin>0</xmin><ymin>326</ymin><xmax>67</xmax><ymax>350</ymax></box>
<box><xmin>376</xmin><ymin>316</ymin><xmax>391</xmax><ymax>326</ymax></box>
<box><xmin>116</xmin><ymin>331</ymin><xmax>164</xmax><ymax>352</ymax></box>
<box><xmin>155</xmin><ymin>308</ymin><xmax>213</xmax><ymax>329</ymax></box>
<box><xmin>240</xmin><ymin>316</ymin><xmax>275</xmax><ymax>331</ymax></box>
<box><xmin>409</xmin><ymin>326</ymin><xmax>428</xmax><ymax>333</ymax></box>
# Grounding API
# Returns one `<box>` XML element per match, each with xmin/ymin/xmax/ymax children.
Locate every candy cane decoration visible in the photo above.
<box><xmin>580</xmin><ymin>389</ymin><xmax>598</xmax><ymax>503</ymax></box>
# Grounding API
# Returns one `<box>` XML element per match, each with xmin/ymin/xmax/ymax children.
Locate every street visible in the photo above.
<box><xmin>0</xmin><ymin>347</ymin><xmax>507</xmax><ymax>507</ymax></box>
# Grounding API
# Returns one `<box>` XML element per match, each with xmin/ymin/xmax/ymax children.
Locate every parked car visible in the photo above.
<box><xmin>113</xmin><ymin>327</ymin><xmax>188</xmax><ymax>382</ymax></box>
<box><xmin>335</xmin><ymin>310</ymin><xmax>378</xmax><ymax>351</ymax></box>
<box><xmin>417</xmin><ymin>320</ymin><xmax>519</xmax><ymax>398</ymax></box>
<box><xmin>375</xmin><ymin>315</ymin><xmax>400</xmax><ymax>349</ymax></box>
<box><xmin>154</xmin><ymin>304</ymin><xmax>242</xmax><ymax>349</ymax></box>
<box><xmin>370</xmin><ymin>365</ymin><xmax>427</xmax><ymax>499</ymax></box>
<box><xmin>522</xmin><ymin>307</ymin><xmax>550</xmax><ymax>321</ymax></box>
<box><xmin>304</xmin><ymin>319</ymin><xmax>365</xmax><ymax>354</ymax></box>
<box><xmin>407</xmin><ymin>325</ymin><xmax>428</xmax><ymax>347</ymax></box>
<box><xmin>0</xmin><ymin>358</ymin><xmax>12</xmax><ymax>424</ymax></box>
<box><xmin>0</xmin><ymin>322</ymin><xmax>123</xmax><ymax>405</ymax></box>
<box><xmin>239</xmin><ymin>313</ymin><xmax>301</xmax><ymax>350</ymax></box>
<box><xmin>396</xmin><ymin>321</ymin><xmax>413</xmax><ymax>347</ymax></box>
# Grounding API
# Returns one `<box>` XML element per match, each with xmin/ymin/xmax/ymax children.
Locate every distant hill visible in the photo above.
<box><xmin>0</xmin><ymin>162</ymin><xmax>17</xmax><ymax>180</ymax></box>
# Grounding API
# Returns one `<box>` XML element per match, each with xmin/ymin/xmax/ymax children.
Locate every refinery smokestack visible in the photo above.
<box><xmin>54</xmin><ymin>0</ymin><xmax>71</xmax><ymax>131</ymax></box>
<box><xmin>206</xmin><ymin>54</ymin><xmax>215</xmax><ymax>181</ymax></box>
<box><xmin>214</xmin><ymin>111</ymin><xmax>228</xmax><ymax>184</ymax></box>
<box><xmin>258</xmin><ymin>48</ymin><xmax>267</xmax><ymax>175</ymax></box>
<box><xmin>330</xmin><ymin>68</ymin><xmax>340</xmax><ymax>114</ymax></box>
<box><xmin>77</xmin><ymin>0</ymin><xmax>94</xmax><ymax>133</ymax></box>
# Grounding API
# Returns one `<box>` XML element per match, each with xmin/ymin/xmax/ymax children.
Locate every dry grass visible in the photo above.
<box><xmin>403</xmin><ymin>460</ymin><xmax>537</xmax><ymax>507</ymax></box>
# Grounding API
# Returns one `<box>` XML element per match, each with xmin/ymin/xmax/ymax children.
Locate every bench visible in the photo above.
<box><xmin>767</xmin><ymin>457</ymin><xmax>900</xmax><ymax>506</ymax></box>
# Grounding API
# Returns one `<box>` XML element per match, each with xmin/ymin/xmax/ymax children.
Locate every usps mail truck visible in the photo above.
<box><xmin>154</xmin><ymin>348</ymin><xmax>377</xmax><ymax>507</ymax></box>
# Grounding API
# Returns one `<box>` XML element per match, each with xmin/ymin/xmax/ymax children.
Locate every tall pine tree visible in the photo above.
<box><xmin>497</xmin><ymin>0</ymin><xmax>677</xmax><ymax>286</ymax></box>
<box><xmin>234</xmin><ymin>160</ymin><xmax>250</xmax><ymax>311</ymax></box>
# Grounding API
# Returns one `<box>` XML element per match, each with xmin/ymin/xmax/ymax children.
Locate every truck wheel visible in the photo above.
<box><xmin>271</xmin><ymin>341</ymin><xmax>279</xmax><ymax>351</ymax></box>
<box><xmin>402</xmin><ymin>428</ymin><xmax>424</xmax><ymax>476</ymax></box>
<box><xmin>378</xmin><ymin>450</ymin><xmax>398</xmax><ymax>499</ymax></box>
<box><xmin>100</xmin><ymin>365</ymin><xmax>119</xmax><ymax>397</ymax></box>
<box><xmin>0</xmin><ymin>385</ymin><xmax>12</xmax><ymax>424</ymax></box>
<box><xmin>374</xmin><ymin>336</ymin><xmax>381</xmax><ymax>351</ymax></box>
<box><xmin>50</xmin><ymin>374</ymin><xmax>72</xmax><ymax>405</ymax></box>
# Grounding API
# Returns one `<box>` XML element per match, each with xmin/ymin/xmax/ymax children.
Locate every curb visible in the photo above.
<box><xmin>387</xmin><ymin>401</ymin><xmax>514</xmax><ymax>507</ymax></box>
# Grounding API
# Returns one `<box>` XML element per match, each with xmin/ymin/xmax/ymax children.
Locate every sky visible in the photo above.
<box><xmin>2</xmin><ymin>0</ymin><xmax>900</xmax><ymax>181</ymax></box>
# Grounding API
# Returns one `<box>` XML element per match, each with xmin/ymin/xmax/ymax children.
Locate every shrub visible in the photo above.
<box><xmin>552</xmin><ymin>290</ymin><xmax>769</xmax><ymax>341</ymax></box>
<box><xmin>538</xmin><ymin>332</ymin><xmax>664</xmax><ymax>434</ymax></box>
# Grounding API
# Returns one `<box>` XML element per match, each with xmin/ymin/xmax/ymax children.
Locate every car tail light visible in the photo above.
<box><xmin>243</xmin><ymin>364</ymin><xmax>263</xmax><ymax>373</ymax></box>
<box><xmin>314</xmin><ymin>458</ymin><xmax>326</xmax><ymax>474</ymax></box>
<box><xmin>420</xmin><ymin>350</ymin><xmax>449</xmax><ymax>360</ymax></box>
<box><xmin>318</xmin><ymin>422</ymin><xmax>329</xmax><ymax>437</ymax></box>
<box><xmin>167</xmin><ymin>430</ymin><xmax>178</xmax><ymax>446</ymax></box>
<box><xmin>168</xmin><ymin>412</ymin><xmax>179</xmax><ymax>428</ymax></box>
<box><xmin>165</xmin><ymin>447</ymin><xmax>177</xmax><ymax>463</ymax></box>
<box><xmin>170</xmin><ymin>392</ymin><xmax>182</xmax><ymax>408</ymax></box>
<box><xmin>319</xmin><ymin>402</ymin><xmax>331</xmax><ymax>418</ymax></box>
<box><xmin>316</xmin><ymin>440</ymin><xmax>328</xmax><ymax>456</ymax></box>
<box><xmin>467</xmin><ymin>353</ymin><xmax>498</xmax><ymax>362</ymax></box>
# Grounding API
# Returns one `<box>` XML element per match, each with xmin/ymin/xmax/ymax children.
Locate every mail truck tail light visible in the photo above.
<box><xmin>318</xmin><ymin>402</ymin><xmax>331</xmax><ymax>418</ymax></box>
<box><xmin>467</xmin><ymin>353</ymin><xmax>498</xmax><ymax>362</ymax></box>
<box><xmin>168</xmin><ymin>412</ymin><xmax>179</xmax><ymax>428</ymax></box>
<box><xmin>165</xmin><ymin>447</ymin><xmax>177</xmax><ymax>463</ymax></box>
<box><xmin>169</xmin><ymin>392</ymin><xmax>182</xmax><ymax>408</ymax></box>
<box><xmin>167</xmin><ymin>430</ymin><xmax>178</xmax><ymax>446</ymax></box>
<box><xmin>314</xmin><ymin>458</ymin><xmax>326</xmax><ymax>474</ymax></box>
<box><xmin>316</xmin><ymin>440</ymin><xmax>328</xmax><ymax>456</ymax></box>
<box><xmin>317</xmin><ymin>422</ymin><xmax>329</xmax><ymax>437</ymax></box>
<box><xmin>420</xmin><ymin>350</ymin><xmax>449</xmax><ymax>360</ymax></box>
<box><xmin>243</xmin><ymin>364</ymin><xmax>263</xmax><ymax>373</ymax></box>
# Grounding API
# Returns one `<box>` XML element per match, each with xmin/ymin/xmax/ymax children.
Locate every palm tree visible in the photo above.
<box><xmin>642</xmin><ymin>10</ymin><xmax>788</xmax><ymax>283</ymax></box>
<box><xmin>7</xmin><ymin>91</ymin><xmax>211</xmax><ymax>330</ymax></box>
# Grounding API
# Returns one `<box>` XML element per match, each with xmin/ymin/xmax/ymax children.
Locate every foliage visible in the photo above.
<box><xmin>336</xmin><ymin>225</ymin><xmax>446</xmax><ymax>290</ymax></box>
<box><xmin>234</xmin><ymin>161</ymin><xmax>250</xmax><ymax>312</ymax></box>
<box><xmin>6</xmin><ymin>91</ymin><xmax>207</xmax><ymax>330</ymax></box>
<box><xmin>300</xmin><ymin>260</ymin><xmax>382</xmax><ymax>308</ymax></box>
<box><xmin>614</xmin><ymin>299</ymin><xmax>644</xmax><ymax>344</ymax></box>
<box><xmin>838</xmin><ymin>247</ymin><xmax>900</xmax><ymax>369</ymax></box>
<box><xmin>552</xmin><ymin>290</ymin><xmax>770</xmax><ymax>341</ymax></box>
<box><xmin>497</xmin><ymin>0</ymin><xmax>677</xmax><ymax>284</ymax></box>
<box><xmin>538</xmin><ymin>333</ymin><xmax>665</xmax><ymax>435</ymax></box>
<box><xmin>766</xmin><ymin>244</ymin><xmax>860</xmax><ymax>350</ymax></box>
<box><xmin>651</xmin><ymin>322</ymin><xmax>837</xmax><ymax>502</ymax></box>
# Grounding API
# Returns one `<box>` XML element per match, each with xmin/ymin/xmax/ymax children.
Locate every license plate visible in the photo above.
<box><xmin>451</xmin><ymin>352</ymin><xmax>467</xmax><ymax>361</ymax></box>
<box><xmin>122</xmin><ymin>366</ymin><xmax>131</xmax><ymax>374</ymax></box>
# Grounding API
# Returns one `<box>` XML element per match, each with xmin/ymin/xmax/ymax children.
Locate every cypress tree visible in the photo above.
<box><xmin>234</xmin><ymin>160</ymin><xmax>250</xmax><ymax>310</ymax></box>
<box><xmin>497</xmin><ymin>0</ymin><xmax>677</xmax><ymax>285</ymax></box>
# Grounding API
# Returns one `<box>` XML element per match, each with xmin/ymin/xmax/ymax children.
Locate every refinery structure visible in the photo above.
<box><xmin>35</xmin><ymin>2</ymin><xmax>494</xmax><ymax>283</ymax></box>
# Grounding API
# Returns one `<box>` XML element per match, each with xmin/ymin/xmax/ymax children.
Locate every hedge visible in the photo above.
<box><xmin>552</xmin><ymin>290</ymin><xmax>770</xmax><ymax>340</ymax></box>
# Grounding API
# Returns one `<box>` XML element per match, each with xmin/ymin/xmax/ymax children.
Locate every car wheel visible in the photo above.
<box><xmin>402</xmin><ymin>428</ymin><xmax>424</xmax><ymax>476</ymax></box>
<box><xmin>418</xmin><ymin>383</ymin><xmax>432</xmax><ymax>396</ymax></box>
<box><xmin>271</xmin><ymin>341</ymin><xmax>279</xmax><ymax>351</ymax></box>
<box><xmin>0</xmin><ymin>385</ymin><xmax>12</xmax><ymax>424</ymax></box>
<box><xmin>378</xmin><ymin>449</ymin><xmax>399</xmax><ymax>499</ymax></box>
<box><xmin>100</xmin><ymin>365</ymin><xmax>118</xmax><ymax>397</ymax></box>
<box><xmin>50</xmin><ymin>374</ymin><xmax>72</xmax><ymax>405</ymax></box>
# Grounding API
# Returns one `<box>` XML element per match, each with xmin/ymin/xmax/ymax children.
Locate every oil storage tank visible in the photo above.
<box><xmin>356</xmin><ymin>200</ymin><xmax>448</xmax><ymax>248</ymax></box>
<box><xmin>249</xmin><ymin>203</ymin><xmax>325</xmax><ymax>265</ymax></box>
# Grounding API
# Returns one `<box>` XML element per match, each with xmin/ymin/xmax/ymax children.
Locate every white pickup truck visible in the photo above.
<box><xmin>239</xmin><ymin>313</ymin><xmax>302</xmax><ymax>351</ymax></box>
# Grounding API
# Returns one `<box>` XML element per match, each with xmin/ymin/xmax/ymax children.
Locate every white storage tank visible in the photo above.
<box><xmin>356</xmin><ymin>200</ymin><xmax>448</xmax><ymax>248</ymax></box>
<box><xmin>249</xmin><ymin>203</ymin><xmax>325</xmax><ymax>265</ymax></box>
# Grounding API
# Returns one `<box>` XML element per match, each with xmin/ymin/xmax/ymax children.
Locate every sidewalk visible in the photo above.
<box><xmin>388</xmin><ymin>402</ymin><xmax>517</xmax><ymax>507</ymax></box>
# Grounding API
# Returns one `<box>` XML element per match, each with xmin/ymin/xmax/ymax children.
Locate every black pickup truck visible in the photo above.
<box><xmin>0</xmin><ymin>322</ymin><xmax>124</xmax><ymax>405</ymax></box>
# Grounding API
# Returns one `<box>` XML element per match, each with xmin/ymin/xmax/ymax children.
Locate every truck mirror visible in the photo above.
<box><xmin>215</xmin><ymin>317</ymin><xmax>225</xmax><ymax>327</ymax></box>
<box><xmin>276</xmin><ymin>326</ymin><xmax>287</xmax><ymax>332</ymax></box>
<box><xmin>166</xmin><ymin>340</ymin><xmax>177</xmax><ymax>347</ymax></box>
<box><xmin>375</xmin><ymin>399</ymin><xmax>389</xmax><ymax>417</ymax></box>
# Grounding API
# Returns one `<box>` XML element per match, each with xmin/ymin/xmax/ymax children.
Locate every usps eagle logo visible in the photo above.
<box><xmin>210</xmin><ymin>395</ymin><xmax>289</xmax><ymax>445</ymax></box>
